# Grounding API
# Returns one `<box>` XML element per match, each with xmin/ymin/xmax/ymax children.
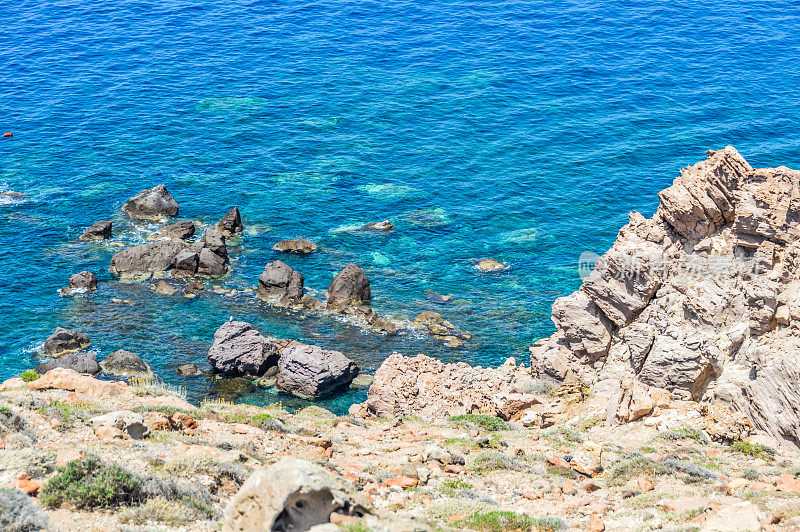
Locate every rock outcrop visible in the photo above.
<box><xmin>223</xmin><ymin>458</ymin><xmax>372</xmax><ymax>532</ymax></box>
<box><xmin>216</xmin><ymin>206</ymin><xmax>243</xmax><ymax>236</ymax></box>
<box><xmin>207</xmin><ymin>321</ymin><xmax>280</xmax><ymax>376</ymax></box>
<box><xmin>79</xmin><ymin>220</ymin><xmax>112</xmax><ymax>241</ymax></box>
<box><xmin>272</xmin><ymin>238</ymin><xmax>318</xmax><ymax>254</ymax></box>
<box><xmin>43</xmin><ymin>327</ymin><xmax>90</xmax><ymax>357</ymax></box>
<box><xmin>351</xmin><ymin>353</ymin><xmax>535</xmax><ymax>419</ymax></box>
<box><xmin>36</xmin><ymin>352</ymin><xmax>100</xmax><ymax>375</ymax></box>
<box><xmin>109</xmin><ymin>240</ymin><xmax>186</xmax><ymax>275</ymax></box>
<box><xmin>276</xmin><ymin>344</ymin><xmax>359</xmax><ymax>398</ymax></box>
<box><xmin>100</xmin><ymin>350</ymin><xmax>153</xmax><ymax>378</ymax></box>
<box><xmin>257</xmin><ymin>260</ymin><xmax>305</xmax><ymax>305</ymax></box>
<box><xmin>327</xmin><ymin>264</ymin><xmax>370</xmax><ymax>311</ymax></box>
<box><xmin>60</xmin><ymin>271</ymin><xmax>98</xmax><ymax>295</ymax></box>
<box><xmin>529</xmin><ymin>146</ymin><xmax>800</xmax><ymax>448</ymax></box>
<box><xmin>123</xmin><ymin>184</ymin><xmax>179</xmax><ymax>221</ymax></box>
<box><xmin>109</xmin><ymin>228</ymin><xmax>229</xmax><ymax>277</ymax></box>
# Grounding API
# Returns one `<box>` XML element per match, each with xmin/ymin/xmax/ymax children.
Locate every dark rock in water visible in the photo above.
<box><xmin>363</xmin><ymin>220</ymin><xmax>394</xmax><ymax>231</ymax></box>
<box><xmin>79</xmin><ymin>220</ymin><xmax>112</xmax><ymax>241</ymax></box>
<box><xmin>109</xmin><ymin>240</ymin><xmax>185</xmax><ymax>274</ymax></box>
<box><xmin>36</xmin><ymin>352</ymin><xmax>100</xmax><ymax>375</ymax></box>
<box><xmin>173</xmin><ymin>250</ymin><xmax>199</xmax><ymax>275</ymax></box>
<box><xmin>43</xmin><ymin>327</ymin><xmax>90</xmax><ymax>357</ymax></box>
<box><xmin>207</xmin><ymin>321</ymin><xmax>280</xmax><ymax>376</ymax></box>
<box><xmin>257</xmin><ymin>261</ymin><xmax>304</xmax><ymax>304</ymax></box>
<box><xmin>123</xmin><ymin>184</ymin><xmax>179</xmax><ymax>221</ymax></box>
<box><xmin>184</xmin><ymin>281</ymin><xmax>204</xmax><ymax>298</ymax></box>
<box><xmin>176</xmin><ymin>363</ymin><xmax>200</xmax><ymax>376</ymax></box>
<box><xmin>216</xmin><ymin>206</ymin><xmax>244</xmax><ymax>236</ymax></box>
<box><xmin>198</xmin><ymin>248</ymin><xmax>227</xmax><ymax>276</ymax></box>
<box><xmin>272</xmin><ymin>239</ymin><xmax>318</xmax><ymax>254</ymax></box>
<box><xmin>198</xmin><ymin>228</ymin><xmax>228</xmax><ymax>260</ymax></box>
<box><xmin>100</xmin><ymin>349</ymin><xmax>153</xmax><ymax>378</ymax></box>
<box><xmin>327</xmin><ymin>264</ymin><xmax>371</xmax><ymax>311</ymax></box>
<box><xmin>147</xmin><ymin>220</ymin><xmax>195</xmax><ymax>241</ymax></box>
<box><xmin>61</xmin><ymin>271</ymin><xmax>98</xmax><ymax>295</ymax></box>
<box><xmin>69</xmin><ymin>271</ymin><xmax>98</xmax><ymax>291</ymax></box>
<box><xmin>276</xmin><ymin>344</ymin><xmax>359</xmax><ymax>398</ymax></box>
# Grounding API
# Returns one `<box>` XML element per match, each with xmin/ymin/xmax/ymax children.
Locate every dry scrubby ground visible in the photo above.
<box><xmin>1</xmin><ymin>376</ymin><xmax>800</xmax><ymax>531</ymax></box>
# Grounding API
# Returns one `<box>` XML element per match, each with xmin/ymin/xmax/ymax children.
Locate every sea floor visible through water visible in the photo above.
<box><xmin>2</xmin><ymin>1</ymin><xmax>800</xmax><ymax>412</ymax></box>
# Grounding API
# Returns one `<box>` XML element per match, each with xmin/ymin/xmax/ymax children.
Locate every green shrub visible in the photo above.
<box><xmin>546</xmin><ymin>464</ymin><xmax>578</xmax><ymax>479</ymax></box>
<box><xmin>608</xmin><ymin>456</ymin><xmax>670</xmax><ymax>486</ymax></box>
<box><xmin>443</xmin><ymin>478</ymin><xmax>473</xmax><ymax>490</ymax></box>
<box><xmin>656</xmin><ymin>428</ymin><xmax>709</xmax><ymax>444</ymax></box>
<box><xmin>470</xmin><ymin>451</ymin><xmax>523</xmax><ymax>474</ymax></box>
<box><xmin>733</xmin><ymin>440</ymin><xmax>774</xmax><ymax>459</ymax></box>
<box><xmin>19</xmin><ymin>370</ymin><xmax>39</xmax><ymax>383</ymax></box>
<box><xmin>742</xmin><ymin>468</ymin><xmax>760</xmax><ymax>481</ymax></box>
<box><xmin>117</xmin><ymin>497</ymin><xmax>215</xmax><ymax>526</ymax></box>
<box><xmin>450</xmin><ymin>414</ymin><xmax>508</xmax><ymax>432</ymax></box>
<box><xmin>455</xmin><ymin>511</ymin><xmax>566</xmax><ymax>532</ymax></box>
<box><xmin>39</xmin><ymin>455</ymin><xmax>142</xmax><ymax>509</ymax></box>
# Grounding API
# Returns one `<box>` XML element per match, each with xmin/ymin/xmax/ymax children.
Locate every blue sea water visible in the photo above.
<box><xmin>2</xmin><ymin>1</ymin><xmax>800</xmax><ymax>413</ymax></box>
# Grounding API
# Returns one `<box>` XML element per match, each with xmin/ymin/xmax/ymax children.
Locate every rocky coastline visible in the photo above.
<box><xmin>7</xmin><ymin>148</ymin><xmax>800</xmax><ymax>530</ymax></box>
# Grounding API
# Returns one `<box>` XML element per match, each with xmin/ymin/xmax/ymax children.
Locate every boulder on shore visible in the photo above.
<box><xmin>327</xmin><ymin>264</ymin><xmax>370</xmax><ymax>311</ymax></box>
<box><xmin>257</xmin><ymin>261</ymin><xmax>304</xmax><ymax>305</ymax></box>
<box><xmin>79</xmin><ymin>220</ymin><xmax>112</xmax><ymax>241</ymax></box>
<box><xmin>35</xmin><ymin>352</ymin><xmax>100</xmax><ymax>375</ymax></box>
<box><xmin>43</xmin><ymin>327</ymin><xmax>90</xmax><ymax>357</ymax></box>
<box><xmin>123</xmin><ymin>184</ymin><xmax>179</xmax><ymax>221</ymax></box>
<box><xmin>223</xmin><ymin>458</ymin><xmax>372</xmax><ymax>531</ymax></box>
<box><xmin>276</xmin><ymin>344</ymin><xmax>359</xmax><ymax>398</ymax></box>
<box><xmin>207</xmin><ymin>321</ymin><xmax>280</xmax><ymax>376</ymax></box>
<box><xmin>272</xmin><ymin>238</ymin><xmax>318</xmax><ymax>254</ymax></box>
<box><xmin>100</xmin><ymin>350</ymin><xmax>153</xmax><ymax>378</ymax></box>
<box><xmin>351</xmin><ymin>353</ymin><xmax>534</xmax><ymax>420</ymax></box>
<box><xmin>216</xmin><ymin>206</ymin><xmax>244</xmax><ymax>236</ymax></box>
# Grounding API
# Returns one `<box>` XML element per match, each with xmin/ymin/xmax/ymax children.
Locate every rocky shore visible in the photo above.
<box><xmin>9</xmin><ymin>147</ymin><xmax>800</xmax><ymax>530</ymax></box>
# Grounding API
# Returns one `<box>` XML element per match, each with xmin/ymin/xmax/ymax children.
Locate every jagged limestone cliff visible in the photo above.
<box><xmin>531</xmin><ymin>146</ymin><xmax>800</xmax><ymax>447</ymax></box>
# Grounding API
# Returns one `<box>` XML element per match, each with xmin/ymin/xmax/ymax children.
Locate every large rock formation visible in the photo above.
<box><xmin>223</xmin><ymin>458</ymin><xmax>372</xmax><ymax>532</ymax></box>
<box><xmin>109</xmin><ymin>240</ymin><xmax>186</xmax><ymax>275</ymax></box>
<box><xmin>257</xmin><ymin>260</ymin><xmax>304</xmax><ymax>305</ymax></box>
<box><xmin>109</xmin><ymin>228</ymin><xmax>229</xmax><ymax>276</ymax></box>
<box><xmin>351</xmin><ymin>353</ymin><xmax>536</xmax><ymax>419</ymax></box>
<box><xmin>123</xmin><ymin>184</ymin><xmax>179</xmax><ymax>221</ymax></box>
<box><xmin>35</xmin><ymin>352</ymin><xmax>100</xmax><ymax>375</ymax></box>
<box><xmin>276</xmin><ymin>344</ymin><xmax>359</xmax><ymax>398</ymax></box>
<box><xmin>327</xmin><ymin>264</ymin><xmax>371</xmax><ymax>311</ymax></box>
<box><xmin>207</xmin><ymin>321</ymin><xmax>280</xmax><ymax>376</ymax></box>
<box><xmin>100</xmin><ymin>350</ymin><xmax>153</xmax><ymax>378</ymax></box>
<box><xmin>530</xmin><ymin>146</ymin><xmax>800</xmax><ymax>448</ymax></box>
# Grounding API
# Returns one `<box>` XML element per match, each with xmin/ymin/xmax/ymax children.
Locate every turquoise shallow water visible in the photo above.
<box><xmin>2</xmin><ymin>1</ymin><xmax>800</xmax><ymax>412</ymax></box>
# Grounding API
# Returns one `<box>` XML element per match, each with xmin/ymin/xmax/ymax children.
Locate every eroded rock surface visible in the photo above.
<box><xmin>273</xmin><ymin>238</ymin><xmax>318</xmax><ymax>254</ymax></box>
<box><xmin>530</xmin><ymin>146</ymin><xmax>800</xmax><ymax>447</ymax></box>
<box><xmin>216</xmin><ymin>206</ymin><xmax>243</xmax><ymax>236</ymax></box>
<box><xmin>277</xmin><ymin>344</ymin><xmax>359</xmax><ymax>398</ymax></box>
<box><xmin>79</xmin><ymin>220</ymin><xmax>112</xmax><ymax>241</ymax></box>
<box><xmin>43</xmin><ymin>327</ymin><xmax>90</xmax><ymax>357</ymax></box>
<box><xmin>100</xmin><ymin>349</ymin><xmax>153</xmax><ymax>378</ymax></box>
<box><xmin>327</xmin><ymin>264</ymin><xmax>370</xmax><ymax>311</ymax></box>
<box><xmin>257</xmin><ymin>260</ymin><xmax>305</xmax><ymax>305</ymax></box>
<box><xmin>36</xmin><ymin>352</ymin><xmax>100</xmax><ymax>375</ymax></box>
<box><xmin>207</xmin><ymin>321</ymin><xmax>280</xmax><ymax>376</ymax></box>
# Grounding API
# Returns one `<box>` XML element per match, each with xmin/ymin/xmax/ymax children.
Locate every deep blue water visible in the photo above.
<box><xmin>2</xmin><ymin>1</ymin><xmax>800</xmax><ymax>412</ymax></box>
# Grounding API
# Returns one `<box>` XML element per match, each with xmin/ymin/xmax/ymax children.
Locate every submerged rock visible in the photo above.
<box><xmin>152</xmin><ymin>279</ymin><xmax>178</xmax><ymax>295</ymax></box>
<box><xmin>100</xmin><ymin>350</ymin><xmax>153</xmax><ymax>378</ymax></box>
<box><xmin>176</xmin><ymin>363</ymin><xmax>200</xmax><ymax>376</ymax></box>
<box><xmin>223</xmin><ymin>457</ymin><xmax>372</xmax><ymax>531</ymax></box>
<box><xmin>363</xmin><ymin>220</ymin><xmax>394</xmax><ymax>231</ymax></box>
<box><xmin>43</xmin><ymin>327</ymin><xmax>90</xmax><ymax>357</ymax></box>
<box><xmin>327</xmin><ymin>264</ymin><xmax>370</xmax><ymax>311</ymax></box>
<box><xmin>123</xmin><ymin>184</ymin><xmax>179</xmax><ymax>221</ymax></box>
<box><xmin>257</xmin><ymin>260</ymin><xmax>304</xmax><ymax>305</ymax></box>
<box><xmin>216</xmin><ymin>206</ymin><xmax>244</xmax><ymax>236</ymax></box>
<box><xmin>477</xmin><ymin>259</ymin><xmax>508</xmax><ymax>272</ymax></box>
<box><xmin>207</xmin><ymin>321</ymin><xmax>280</xmax><ymax>376</ymax></box>
<box><xmin>276</xmin><ymin>344</ymin><xmax>359</xmax><ymax>398</ymax></box>
<box><xmin>79</xmin><ymin>220</ymin><xmax>112</xmax><ymax>241</ymax></box>
<box><xmin>272</xmin><ymin>238</ymin><xmax>318</xmax><ymax>254</ymax></box>
<box><xmin>35</xmin><ymin>352</ymin><xmax>100</xmax><ymax>375</ymax></box>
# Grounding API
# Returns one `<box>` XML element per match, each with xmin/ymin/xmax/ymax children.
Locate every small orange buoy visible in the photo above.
<box><xmin>2</xmin><ymin>132</ymin><xmax>12</xmax><ymax>138</ymax></box>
